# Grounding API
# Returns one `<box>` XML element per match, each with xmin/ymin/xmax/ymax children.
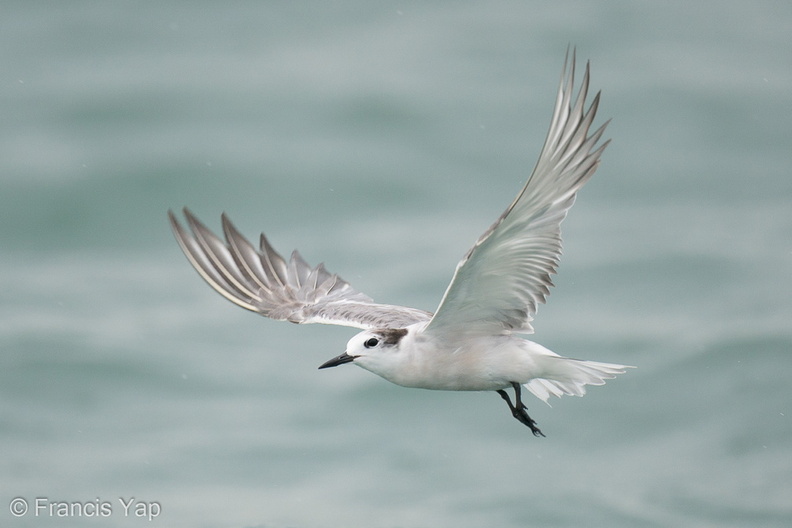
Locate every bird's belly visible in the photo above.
<box><xmin>399</xmin><ymin>371</ymin><xmax>512</xmax><ymax>392</ymax></box>
<box><xmin>390</xmin><ymin>340</ymin><xmax>537</xmax><ymax>391</ymax></box>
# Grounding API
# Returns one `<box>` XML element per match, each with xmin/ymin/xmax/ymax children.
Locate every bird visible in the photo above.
<box><xmin>168</xmin><ymin>50</ymin><xmax>632</xmax><ymax>436</ymax></box>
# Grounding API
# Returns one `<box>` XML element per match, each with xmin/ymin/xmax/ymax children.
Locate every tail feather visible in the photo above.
<box><xmin>524</xmin><ymin>357</ymin><xmax>633</xmax><ymax>405</ymax></box>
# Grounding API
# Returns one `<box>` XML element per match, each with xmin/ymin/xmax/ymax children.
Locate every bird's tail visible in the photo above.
<box><xmin>524</xmin><ymin>355</ymin><xmax>633</xmax><ymax>405</ymax></box>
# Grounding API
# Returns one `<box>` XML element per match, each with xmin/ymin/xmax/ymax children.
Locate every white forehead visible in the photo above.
<box><xmin>347</xmin><ymin>331</ymin><xmax>376</xmax><ymax>349</ymax></box>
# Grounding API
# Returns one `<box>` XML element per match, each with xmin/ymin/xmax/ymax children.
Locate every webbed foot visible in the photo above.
<box><xmin>496</xmin><ymin>382</ymin><xmax>545</xmax><ymax>437</ymax></box>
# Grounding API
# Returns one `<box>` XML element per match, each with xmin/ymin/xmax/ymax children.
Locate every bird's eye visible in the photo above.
<box><xmin>364</xmin><ymin>337</ymin><xmax>380</xmax><ymax>348</ymax></box>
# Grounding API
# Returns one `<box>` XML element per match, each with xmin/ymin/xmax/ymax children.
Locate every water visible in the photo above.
<box><xmin>2</xmin><ymin>1</ymin><xmax>791</xmax><ymax>527</ymax></box>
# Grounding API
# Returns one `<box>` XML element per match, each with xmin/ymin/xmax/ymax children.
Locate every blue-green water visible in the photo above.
<box><xmin>2</xmin><ymin>2</ymin><xmax>791</xmax><ymax>527</ymax></box>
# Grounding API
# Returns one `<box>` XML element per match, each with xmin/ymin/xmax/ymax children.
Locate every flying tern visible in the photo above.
<box><xmin>169</xmin><ymin>51</ymin><xmax>632</xmax><ymax>436</ymax></box>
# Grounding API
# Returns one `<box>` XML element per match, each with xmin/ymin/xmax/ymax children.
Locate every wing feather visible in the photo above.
<box><xmin>169</xmin><ymin>209</ymin><xmax>432</xmax><ymax>330</ymax></box>
<box><xmin>424</xmin><ymin>50</ymin><xmax>609</xmax><ymax>338</ymax></box>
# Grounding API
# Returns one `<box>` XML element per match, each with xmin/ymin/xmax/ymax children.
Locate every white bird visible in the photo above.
<box><xmin>169</xmin><ymin>51</ymin><xmax>632</xmax><ymax>436</ymax></box>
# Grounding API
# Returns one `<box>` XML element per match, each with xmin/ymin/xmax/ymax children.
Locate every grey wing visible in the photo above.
<box><xmin>424</xmin><ymin>50</ymin><xmax>609</xmax><ymax>338</ymax></box>
<box><xmin>169</xmin><ymin>208</ymin><xmax>432</xmax><ymax>330</ymax></box>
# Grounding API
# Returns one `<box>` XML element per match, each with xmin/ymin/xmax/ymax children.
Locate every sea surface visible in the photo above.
<box><xmin>2</xmin><ymin>2</ymin><xmax>791</xmax><ymax>527</ymax></box>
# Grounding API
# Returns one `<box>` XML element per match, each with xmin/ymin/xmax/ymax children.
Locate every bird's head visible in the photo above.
<box><xmin>318</xmin><ymin>328</ymin><xmax>409</xmax><ymax>378</ymax></box>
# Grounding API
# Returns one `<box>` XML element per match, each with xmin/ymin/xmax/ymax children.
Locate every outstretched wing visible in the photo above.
<box><xmin>424</xmin><ymin>50</ymin><xmax>609</xmax><ymax>338</ymax></box>
<box><xmin>169</xmin><ymin>208</ymin><xmax>432</xmax><ymax>330</ymax></box>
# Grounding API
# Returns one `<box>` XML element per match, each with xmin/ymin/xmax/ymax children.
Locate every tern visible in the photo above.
<box><xmin>169</xmin><ymin>51</ymin><xmax>632</xmax><ymax>436</ymax></box>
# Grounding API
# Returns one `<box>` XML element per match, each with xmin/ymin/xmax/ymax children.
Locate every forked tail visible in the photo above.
<box><xmin>524</xmin><ymin>356</ymin><xmax>633</xmax><ymax>405</ymax></box>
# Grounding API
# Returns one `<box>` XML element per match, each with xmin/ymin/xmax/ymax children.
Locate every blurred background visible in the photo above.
<box><xmin>1</xmin><ymin>1</ymin><xmax>790</xmax><ymax>527</ymax></box>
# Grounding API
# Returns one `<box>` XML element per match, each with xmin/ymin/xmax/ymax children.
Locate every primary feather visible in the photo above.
<box><xmin>423</xmin><ymin>50</ymin><xmax>609</xmax><ymax>339</ymax></box>
<box><xmin>168</xmin><ymin>209</ymin><xmax>432</xmax><ymax>330</ymax></box>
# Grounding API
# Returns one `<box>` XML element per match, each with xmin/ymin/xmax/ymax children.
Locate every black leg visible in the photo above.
<box><xmin>496</xmin><ymin>383</ymin><xmax>545</xmax><ymax>437</ymax></box>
